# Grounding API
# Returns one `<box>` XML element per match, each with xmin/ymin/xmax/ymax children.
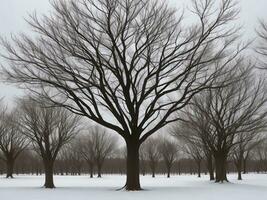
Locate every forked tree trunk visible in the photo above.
<box><xmin>125</xmin><ymin>140</ymin><xmax>141</xmax><ymax>191</ymax></box>
<box><xmin>6</xmin><ymin>158</ymin><xmax>15</xmax><ymax>178</ymax></box>
<box><xmin>44</xmin><ymin>160</ymin><xmax>55</xmax><ymax>188</ymax></box>
<box><xmin>214</xmin><ymin>152</ymin><xmax>228</xmax><ymax>183</ymax></box>
<box><xmin>207</xmin><ymin>154</ymin><xmax>215</xmax><ymax>180</ymax></box>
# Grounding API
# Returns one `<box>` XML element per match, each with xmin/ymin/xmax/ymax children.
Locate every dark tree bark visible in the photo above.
<box><xmin>6</xmin><ymin>158</ymin><xmax>15</xmax><ymax>178</ymax></box>
<box><xmin>197</xmin><ymin>160</ymin><xmax>201</xmax><ymax>178</ymax></box>
<box><xmin>214</xmin><ymin>152</ymin><xmax>228</xmax><ymax>183</ymax></box>
<box><xmin>43</xmin><ymin>160</ymin><xmax>55</xmax><ymax>188</ymax></box>
<box><xmin>125</xmin><ymin>140</ymin><xmax>141</xmax><ymax>191</ymax></box>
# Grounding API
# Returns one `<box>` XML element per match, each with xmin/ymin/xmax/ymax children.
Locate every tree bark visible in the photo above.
<box><xmin>125</xmin><ymin>140</ymin><xmax>141</xmax><ymax>190</ymax></box>
<box><xmin>6</xmin><ymin>158</ymin><xmax>15</xmax><ymax>178</ymax></box>
<box><xmin>214</xmin><ymin>152</ymin><xmax>228</xmax><ymax>183</ymax></box>
<box><xmin>43</xmin><ymin>160</ymin><xmax>55</xmax><ymax>188</ymax></box>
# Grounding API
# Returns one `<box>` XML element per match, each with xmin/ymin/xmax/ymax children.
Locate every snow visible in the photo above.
<box><xmin>0</xmin><ymin>174</ymin><xmax>267</xmax><ymax>200</ymax></box>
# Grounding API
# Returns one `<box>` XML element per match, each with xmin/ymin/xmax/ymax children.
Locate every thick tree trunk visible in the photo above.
<box><xmin>207</xmin><ymin>154</ymin><xmax>215</xmax><ymax>181</ymax></box>
<box><xmin>125</xmin><ymin>140</ymin><xmax>141</xmax><ymax>191</ymax></box>
<box><xmin>6</xmin><ymin>158</ymin><xmax>15</xmax><ymax>178</ymax></box>
<box><xmin>43</xmin><ymin>160</ymin><xmax>55</xmax><ymax>188</ymax></box>
<box><xmin>214</xmin><ymin>152</ymin><xmax>228</xmax><ymax>183</ymax></box>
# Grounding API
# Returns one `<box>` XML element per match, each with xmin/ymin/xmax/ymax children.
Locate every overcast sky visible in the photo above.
<box><xmin>0</xmin><ymin>0</ymin><xmax>267</xmax><ymax>103</ymax></box>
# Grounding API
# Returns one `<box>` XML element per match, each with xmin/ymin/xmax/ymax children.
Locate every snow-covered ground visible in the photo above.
<box><xmin>0</xmin><ymin>174</ymin><xmax>266</xmax><ymax>200</ymax></box>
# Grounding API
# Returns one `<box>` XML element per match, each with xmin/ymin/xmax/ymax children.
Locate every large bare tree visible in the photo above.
<box><xmin>1</xmin><ymin>0</ymin><xmax>243</xmax><ymax>190</ymax></box>
<box><xmin>18</xmin><ymin>97</ymin><xmax>81</xmax><ymax>188</ymax></box>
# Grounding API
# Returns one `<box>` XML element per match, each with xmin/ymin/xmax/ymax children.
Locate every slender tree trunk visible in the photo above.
<box><xmin>6</xmin><ymin>158</ymin><xmax>15</xmax><ymax>178</ymax></box>
<box><xmin>243</xmin><ymin>157</ymin><xmax>248</xmax><ymax>174</ymax></box>
<box><xmin>125</xmin><ymin>139</ymin><xmax>141</xmax><ymax>191</ymax></box>
<box><xmin>235</xmin><ymin>158</ymin><xmax>242</xmax><ymax>180</ymax></box>
<box><xmin>207</xmin><ymin>154</ymin><xmax>215</xmax><ymax>180</ymax></box>
<box><xmin>89</xmin><ymin>163</ymin><xmax>94</xmax><ymax>178</ymax></box>
<box><xmin>152</xmin><ymin>166</ymin><xmax>155</xmax><ymax>178</ymax></box>
<box><xmin>167</xmin><ymin>165</ymin><xmax>171</xmax><ymax>178</ymax></box>
<box><xmin>214</xmin><ymin>152</ymin><xmax>228</xmax><ymax>183</ymax></box>
<box><xmin>197</xmin><ymin>160</ymin><xmax>201</xmax><ymax>178</ymax></box>
<box><xmin>97</xmin><ymin>163</ymin><xmax>102</xmax><ymax>178</ymax></box>
<box><xmin>43</xmin><ymin>160</ymin><xmax>55</xmax><ymax>188</ymax></box>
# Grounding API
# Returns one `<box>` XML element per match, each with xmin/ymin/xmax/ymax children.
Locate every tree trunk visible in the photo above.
<box><xmin>235</xmin><ymin>159</ymin><xmax>242</xmax><ymax>180</ymax></box>
<box><xmin>125</xmin><ymin>140</ymin><xmax>141</xmax><ymax>190</ymax></box>
<box><xmin>6</xmin><ymin>158</ymin><xmax>15</xmax><ymax>178</ymax></box>
<box><xmin>207</xmin><ymin>154</ymin><xmax>215</xmax><ymax>181</ymax></box>
<box><xmin>214</xmin><ymin>152</ymin><xmax>228</xmax><ymax>183</ymax></box>
<box><xmin>243</xmin><ymin>157</ymin><xmax>248</xmax><ymax>174</ymax></box>
<box><xmin>197</xmin><ymin>160</ymin><xmax>201</xmax><ymax>178</ymax></box>
<box><xmin>97</xmin><ymin>163</ymin><xmax>102</xmax><ymax>178</ymax></box>
<box><xmin>89</xmin><ymin>163</ymin><xmax>94</xmax><ymax>178</ymax></box>
<box><xmin>167</xmin><ymin>166</ymin><xmax>171</xmax><ymax>178</ymax></box>
<box><xmin>43</xmin><ymin>160</ymin><xmax>55</xmax><ymax>188</ymax></box>
<box><xmin>152</xmin><ymin>167</ymin><xmax>155</xmax><ymax>178</ymax></box>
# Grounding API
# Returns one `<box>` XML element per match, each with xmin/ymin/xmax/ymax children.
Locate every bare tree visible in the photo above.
<box><xmin>184</xmin><ymin>66</ymin><xmax>267</xmax><ymax>182</ymax></box>
<box><xmin>18</xmin><ymin>97</ymin><xmax>81</xmax><ymax>188</ymax></box>
<box><xmin>77</xmin><ymin>134</ymin><xmax>96</xmax><ymax>178</ymax></box>
<box><xmin>172</xmin><ymin>119</ymin><xmax>210</xmax><ymax>179</ymax></box>
<box><xmin>90</xmin><ymin>126</ymin><xmax>117</xmax><ymax>178</ymax></box>
<box><xmin>1</xmin><ymin>0</ymin><xmax>243</xmax><ymax>190</ymax></box>
<box><xmin>142</xmin><ymin>138</ymin><xmax>161</xmax><ymax>178</ymax></box>
<box><xmin>231</xmin><ymin>133</ymin><xmax>263</xmax><ymax>180</ymax></box>
<box><xmin>158</xmin><ymin>138</ymin><xmax>179</xmax><ymax>178</ymax></box>
<box><xmin>139</xmin><ymin>144</ymin><xmax>147</xmax><ymax>176</ymax></box>
<box><xmin>0</xmin><ymin>108</ymin><xmax>28</xmax><ymax>178</ymax></box>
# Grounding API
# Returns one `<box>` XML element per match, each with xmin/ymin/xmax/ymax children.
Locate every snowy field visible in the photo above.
<box><xmin>0</xmin><ymin>174</ymin><xmax>267</xmax><ymax>200</ymax></box>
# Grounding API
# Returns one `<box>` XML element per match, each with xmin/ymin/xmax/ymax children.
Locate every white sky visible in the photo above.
<box><xmin>0</xmin><ymin>0</ymin><xmax>267</xmax><ymax>102</ymax></box>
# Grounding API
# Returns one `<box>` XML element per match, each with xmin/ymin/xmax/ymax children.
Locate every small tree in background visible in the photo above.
<box><xmin>159</xmin><ymin>138</ymin><xmax>179</xmax><ymax>178</ymax></box>
<box><xmin>0</xmin><ymin>107</ymin><xmax>28</xmax><ymax>178</ymax></box>
<box><xmin>18</xmin><ymin>97</ymin><xmax>81</xmax><ymax>188</ymax></box>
